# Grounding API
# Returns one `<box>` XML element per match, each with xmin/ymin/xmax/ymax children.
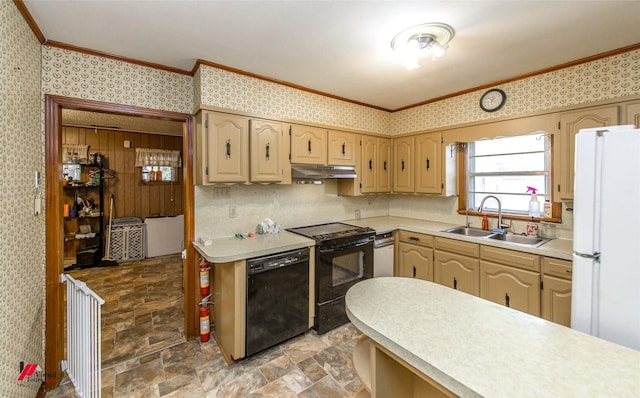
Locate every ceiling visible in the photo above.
<box><xmin>62</xmin><ymin>109</ymin><xmax>185</xmax><ymax>136</ymax></box>
<box><xmin>24</xmin><ymin>1</ymin><xmax>640</xmax><ymax>111</ymax></box>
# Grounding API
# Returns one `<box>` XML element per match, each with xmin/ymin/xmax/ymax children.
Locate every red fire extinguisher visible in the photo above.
<box><xmin>199</xmin><ymin>257</ymin><xmax>210</xmax><ymax>296</ymax></box>
<box><xmin>200</xmin><ymin>294</ymin><xmax>212</xmax><ymax>342</ymax></box>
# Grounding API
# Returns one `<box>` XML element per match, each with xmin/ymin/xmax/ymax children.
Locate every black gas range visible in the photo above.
<box><xmin>287</xmin><ymin>222</ymin><xmax>374</xmax><ymax>244</ymax></box>
<box><xmin>287</xmin><ymin>222</ymin><xmax>374</xmax><ymax>333</ymax></box>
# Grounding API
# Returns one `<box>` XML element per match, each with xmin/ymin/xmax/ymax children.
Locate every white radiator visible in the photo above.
<box><xmin>61</xmin><ymin>274</ymin><xmax>105</xmax><ymax>398</ymax></box>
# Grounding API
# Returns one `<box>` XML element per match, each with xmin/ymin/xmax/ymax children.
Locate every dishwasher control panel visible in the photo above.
<box><xmin>247</xmin><ymin>248</ymin><xmax>310</xmax><ymax>275</ymax></box>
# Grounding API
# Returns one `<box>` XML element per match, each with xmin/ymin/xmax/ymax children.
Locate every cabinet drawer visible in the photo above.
<box><xmin>398</xmin><ymin>230</ymin><xmax>433</xmax><ymax>248</ymax></box>
<box><xmin>480</xmin><ymin>245</ymin><xmax>540</xmax><ymax>272</ymax></box>
<box><xmin>434</xmin><ymin>237</ymin><xmax>479</xmax><ymax>258</ymax></box>
<box><xmin>542</xmin><ymin>257</ymin><xmax>573</xmax><ymax>280</ymax></box>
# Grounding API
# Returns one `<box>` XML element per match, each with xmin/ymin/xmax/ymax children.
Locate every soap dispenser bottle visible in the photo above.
<box><xmin>526</xmin><ymin>217</ymin><xmax>538</xmax><ymax>237</ymax></box>
<box><xmin>482</xmin><ymin>214</ymin><xmax>489</xmax><ymax>231</ymax></box>
<box><xmin>527</xmin><ymin>186</ymin><xmax>540</xmax><ymax>217</ymax></box>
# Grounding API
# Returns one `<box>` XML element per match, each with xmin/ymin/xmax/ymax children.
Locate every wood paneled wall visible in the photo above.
<box><xmin>63</xmin><ymin>126</ymin><xmax>184</xmax><ymax>220</ymax></box>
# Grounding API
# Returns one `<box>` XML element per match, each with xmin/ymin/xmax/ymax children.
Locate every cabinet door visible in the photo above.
<box><xmin>415</xmin><ymin>133</ymin><xmax>442</xmax><ymax>194</ymax></box>
<box><xmin>328</xmin><ymin>130</ymin><xmax>357</xmax><ymax>166</ymax></box>
<box><xmin>393</xmin><ymin>136</ymin><xmax>414</xmax><ymax>193</ymax></box>
<box><xmin>206</xmin><ymin>113</ymin><xmax>249</xmax><ymax>183</ymax></box>
<box><xmin>397</xmin><ymin>242</ymin><xmax>433</xmax><ymax>281</ymax></box>
<box><xmin>361</xmin><ymin>135</ymin><xmax>377</xmax><ymax>193</ymax></box>
<box><xmin>541</xmin><ymin>275</ymin><xmax>572</xmax><ymax>327</ymax></box>
<box><xmin>250</xmin><ymin>120</ymin><xmax>282</xmax><ymax>182</ymax></box>
<box><xmin>555</xmin><ymin>106</ymin><xmax>619</xmax><ymax>200</ymax></box>
<box><xmin>377</xmin><ymin>138</ymin><xmax>391</xmax><ymax>193</ymax></box>
<box><xmin>291</xmin><ymin>125</ymin><xmax>327</xmax><ymax>165</ymax></box>
<box><xmin>479</xmin><ymin>261</ymin><xmax>541</xmax><ymax>317</ymax></box>
<box><xmin>434</xmin><ymin>250</ymin><xmax>479</xmax><ymax>296</ymax></box>
<box><xmin>623</xmin><ymin>101</ymin><xmax>640</xmax><ymax>128</ymax></box>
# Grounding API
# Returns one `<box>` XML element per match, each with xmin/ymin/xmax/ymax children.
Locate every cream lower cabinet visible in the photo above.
<box><xmin>213</xmin><ymin>260</ymin><xmax>246</xmax><ymax>360</ymax></box>
<box><xmin>434</xmin><ymin>237</ymin><xmax>479</xmax><ymax>296</ymax></box>
<box><xmin>479</xmin><ymin>246</ymin><xmax>541</xmax><ymax>317</ymax></box>
<box><xmin>396</xmin><ymin>231</ymin><xmax>433</xmax><ymax>281</ymax></box>
<box><xmin>541</xmin><ymin>257</ymin><xmax>572</xmax><ymax>327</ymax></box>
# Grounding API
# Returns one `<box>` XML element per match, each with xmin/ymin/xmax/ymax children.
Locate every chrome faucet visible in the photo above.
<box><xmin>477</xmin><ymin>195</ymin><xmax>509</xmax><ymax>230</ymax></box>
<box><xmin>465</xmin><ymin>208</ymin><xmax>475</xmax><ymax>228</ymax></box>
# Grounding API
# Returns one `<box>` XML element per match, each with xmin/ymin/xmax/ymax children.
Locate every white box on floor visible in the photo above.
<box><xmin>144</xmin><ymin>215</ymin><xmax>184</xmax><ymax>258</ymax></box>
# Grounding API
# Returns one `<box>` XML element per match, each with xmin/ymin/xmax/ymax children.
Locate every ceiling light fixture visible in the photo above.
<box><xmin>391</xmin><ymin>22</ymin><xmax>455</xmax><ymax>70</ymax></box>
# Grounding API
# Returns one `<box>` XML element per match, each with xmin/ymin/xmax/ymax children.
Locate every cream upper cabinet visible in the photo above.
<box><xmin>361</xmin><ymin>135</ymin><xmax>377</xmax><ymax>193</ymax></box>
<box><xmin>196</xmin><ymin>111</ymin><xmax>249</xmax><ymax>184</ymax></box>
<box><xmin>415</xmin><ymin>132</ymin><xmax>442</xmax><ymax>194</ymax></box>
<box><xmin>555</xmin><ymin>106</ymin><xmax>619</xmax><ymax>200</ymax></box>
<box><xmin>434</xmin><ymin>237</ymin><xmax>480</xmax><ymax>296</ymax></box>
<box><xmin>541</xmin><ymin>257</ymin><xmax>572</xmax><ymax>327</ymax></box>
<box><xmin>377</xmin><ymin>138</ymin><xmax>391</xmax><ymax>192</ymax></box>
<box><xmin>360</xmin><ymin>136</ymin><xmax>391</xmax><ymax>194</ymax></box>
<box><xmin>393</xmin><ymin>136</ymin><xmax>414</xmax><ymax>193</ymax></box>
<box><xmin>250</xmin><ymin>120</ymin><xmax>289</xmax><ymax>183</ymax></box>
<box><xmin>290</xmin><ymin>125</ymin><xmax>327</xmax><ymax>165</ymax></box>
<box><xmin>327</xmin><ymin>130</ymin><xmax>356</xmax><ymax>166</ymax></box>
<box><xmin>623</xmin><ymin>100</ymin><xmax>640</xmax><ymax>128</ymax></box>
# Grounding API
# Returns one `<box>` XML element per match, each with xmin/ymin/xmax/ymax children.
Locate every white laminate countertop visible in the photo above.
<box><xmin>193</xmin><ymin>232</ymin><xmax>315</xmax><ymax>263</ymax></box>
<box><xmin>345</xmin><ymin>216</ymin><xmax>573</xmax><ymax>260</ymax></box>
<box><xmin>194</xmin><ymin>216</ymin><xmax>572</xmax><ymax>263</ymax></box>
<box><xmin>346</xmin><ymin>277</ymin><xmax>640</xmax><ymax>398</ymax></box>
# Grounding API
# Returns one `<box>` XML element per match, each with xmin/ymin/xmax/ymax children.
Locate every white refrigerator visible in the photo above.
<box><xmin>572</xmin><ymin>124</ymin><xmax>640</xmax><ymax>351</ymax></box>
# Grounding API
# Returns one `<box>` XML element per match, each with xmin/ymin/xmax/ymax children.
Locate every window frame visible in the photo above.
<box><xmin>458</xmin><ymin>132</ymin><xmax>559</xmax><ymax>222</ymax></box>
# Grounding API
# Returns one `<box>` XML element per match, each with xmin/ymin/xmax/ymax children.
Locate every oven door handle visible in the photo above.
<box><xmin>318</xmin><ymin>239</ymin><xmax>372</xmax><ymax>253</ymax></box>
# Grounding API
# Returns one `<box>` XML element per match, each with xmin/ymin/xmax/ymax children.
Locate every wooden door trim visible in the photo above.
<box><xmin>44</xmin><ymin>95</ymin><xmax>196</xmax><ymax>390</ymax></box>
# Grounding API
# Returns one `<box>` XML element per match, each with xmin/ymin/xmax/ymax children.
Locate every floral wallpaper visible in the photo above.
<box><xmin>41</xmin><ymin>46</ymin><xmax>194</xmax><ymax>114</ymax></box>
<box><xmin>392</xmin><ymin>49</ymin><xmax>640</xmax><ymax>134</ymax></box>
<box><xmin>0</xmin><ymin>2</ymin><xmax>45</xmax><ymax>397</ymax></box>
<box><xmin>196</xmin><ymin>65</ymin><xmax>391</xmax><ymax>135</ymax></box>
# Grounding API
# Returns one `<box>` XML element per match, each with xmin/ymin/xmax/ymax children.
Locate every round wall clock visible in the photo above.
<box><xmin>479</xmin><ymin>88</ymin><xmax>507</xmax><ymax>112</ymax></box>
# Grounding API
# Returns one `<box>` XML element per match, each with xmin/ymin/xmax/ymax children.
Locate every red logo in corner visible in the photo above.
<box><xmin>18</xmin><ymin>363</ymin><xmax>41</xmax><ymax>381</ymax></box>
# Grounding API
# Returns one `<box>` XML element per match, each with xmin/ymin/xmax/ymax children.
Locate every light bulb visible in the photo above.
<box><xmin>403</xmin><ymin>56</ymin><xmax>420</xmax><ymax>70</ymax></box>
<box><xmin>430</xmin><ymin>41</ymin><xmax>446</xmax><ymax>58</ymax></box>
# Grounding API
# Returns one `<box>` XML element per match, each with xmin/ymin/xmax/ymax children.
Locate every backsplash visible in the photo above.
<box><xmin>194</xmin><ymin>182</ymin><xmax>389</xmax><ymax>239</ymax></box>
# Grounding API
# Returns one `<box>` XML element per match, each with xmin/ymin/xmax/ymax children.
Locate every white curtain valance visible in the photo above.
<box><xmin>135</xmin><ymin>148</ymin><xmax>182</xmax><ymax>167</ymax></box>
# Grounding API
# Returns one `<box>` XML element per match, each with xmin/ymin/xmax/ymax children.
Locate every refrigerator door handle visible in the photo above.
<box><xmin>574</xmin><ymin>251</ymin><xmax>601</xmax><ymax>261</ymax></box>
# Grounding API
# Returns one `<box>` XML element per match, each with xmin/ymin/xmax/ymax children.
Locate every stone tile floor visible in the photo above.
<box><xmin>49</xmin><ymin>323</ymin><xmax>363</xmax><ymax>397</ymax></box>
<box><xmin>67</xmin><ymin>253</ymin><xmax>186</xmax><ymax>368</ymax></box>
<box><xmin>49</xmin><ymin>255</ymin><xmax>364</xmax><ymax>397</ymax></box>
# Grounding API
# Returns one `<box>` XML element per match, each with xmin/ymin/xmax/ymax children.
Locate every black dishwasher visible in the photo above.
<box><xmin>246</xmin><ymin>247</ymin><xmax>310</xmax><ymax>357</ymax></box>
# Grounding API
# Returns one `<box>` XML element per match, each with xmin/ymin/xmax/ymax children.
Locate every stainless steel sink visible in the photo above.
<box><xmin>487</xmin><ymin>233</ymin><xmax>549</xmax><ymax>247</ymax></box>
<box><xmin>442</xmin><ymin>226</ymin><xmax>550</xmax><ymax>247</ymax></box>
<box><xmin>442</xmin><ymin>227</ymin><xmax>496</xmax><ymax>237</ymax></box>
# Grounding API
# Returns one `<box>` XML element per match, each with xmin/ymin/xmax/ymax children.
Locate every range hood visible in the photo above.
<box><xmin>291</xmin><ymin>164</ymin><xmax>357</xmax><ymax>183</ymax></box>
